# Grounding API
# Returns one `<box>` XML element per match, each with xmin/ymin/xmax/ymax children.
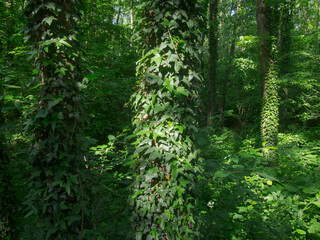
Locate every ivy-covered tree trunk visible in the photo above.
<box><xmin>24</xmin><ymin>1</ymin><xmax>87</xmax><ymax>239</ymax></box>
<box><xmin>207</xmin><ymin>0</ymin><xmax>219</xmax><ymax>126</ymax></box>
<box><xmin>130</xmin><ymin>1</ymin><xmax>203</xmax><ymax>239</ymax></box>
<box><xmin>256</xmin><ymin>0</ymin><xmax>279</xmax><ymax>160</ymax></box>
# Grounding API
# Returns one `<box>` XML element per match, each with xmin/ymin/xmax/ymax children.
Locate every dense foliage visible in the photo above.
<box><xmin>1</xmin><ymin>0</ymin><xmax>320</xmax><ymax>239</ymax></box>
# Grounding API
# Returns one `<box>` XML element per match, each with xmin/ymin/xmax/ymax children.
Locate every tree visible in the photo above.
<box><xmin>0</xmin><ymin>84</ymin><xmax>12</xmax><ymax>240</ymax></box>
<box><xmin>219</xmin><ymin>0</ymin><xmax>242</xmax><ymax>126</ymax></box>
<box><xmin>256</xmin><ymin>0</ymin><xmax>280</xmax><ymax>159</ymax></box>
<box><xmin>24</xmin><ymin>1</ymin><xmax>88</xmax><ymax>238</ymax></box>
<box><xmin>207</xmin><ymin>0</ymin><xmax>220</xmax><ymax>126</ymax></box>
<box><xmin>130</xmin><ymin>1</ymin><xmax>203</xmax><ymax>239</ymax></box>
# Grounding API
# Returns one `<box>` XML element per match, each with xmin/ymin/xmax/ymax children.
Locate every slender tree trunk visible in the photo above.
<box><xmin>207</xmin><ymin>0</ymin><xmax>219</xmax><ymax>126</ymax></box>
<box><xmin>130</xmin><ymin>0</ymin><xmax>133</xmax><ymax>30</ymax></box>
<box><xmin>94</xmin><ymin>2</ymin><xmax>98</xmax><ymax>37</ymax></box>
<box><xmin>219</xmin><ymin>0</ymin><xmax>241</xmax><ymax>126</ymax></box>
<box><xmin>256</xmin><ymin>0</ymin><xmax>269</xmax><ymax>98</ymax></box>
<box><xmin>130</xmin><ymin>0</ymin><xmax>134</xmax><ymax>46</ymax></box>
<box><xmin>5</xmin><ymin>0</ymin><xmax>15</xmax><ymax>61</ymax></box>
<box><xmin>315</xmin><ymin>0</ymin><xmax>320</xmax><ymax>51</ymax></box>
<box><xmin>279</xmin><ymin>0</ymin><xmax>294</xmax><ymax>74</ymax></box>
<box><xmin>219</xmin><ymin>0</ymin><xmax>223</xmax><ymax>30</ymax></box>
<box><xmin>116</xmin><ymin>2</ymin><xmax>121</xmax><ymax>26</ymax></box>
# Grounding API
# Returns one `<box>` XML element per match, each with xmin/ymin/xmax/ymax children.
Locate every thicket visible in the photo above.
<box><xmin>1</xmin><ymin>0</ymin><xmax>320</xmax><ymax>239</ymax></box>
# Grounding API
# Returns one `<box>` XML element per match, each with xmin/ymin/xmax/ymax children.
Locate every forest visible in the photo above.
<box><xmin>0</xmin><ymin>0</ymin><xmax>320</xmax><ymax>239</ymax></box>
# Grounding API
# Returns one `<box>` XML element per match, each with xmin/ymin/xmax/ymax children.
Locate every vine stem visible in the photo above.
<box><xmin>167</xmin><ymin>28</ymin><xmax>182</xmax><ymax>61</ymax></box>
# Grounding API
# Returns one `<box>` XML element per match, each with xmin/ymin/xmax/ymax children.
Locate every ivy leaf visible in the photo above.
<box><xmin>149</xmin><ymin>151</ymin><xmax>161</xmax><ymax>161</ymax></box>
<box><xmin>176</xmin><ymin>86</ymin><xmax>188</xmax><ymax>96</ymax></box>
<box><xmin>161</xmin><ymin>18</ymin><xmax>170</xmax><ymax>26</ymax></box>
<box><xmin>151</xmin><ymin>53</ymin><xmax>162</xmax><ymax>66</ymax></box>
<box><xmin>174</xmin><ymin>62</ymin><xmax>181</xmax><ymax>73</ymax></box>
<box><xmin>44</xmin><ymin>2</ymin><xmax>56</xmax><ymax>10</ymax></box>
<box><xmin>159</xmin><ymin>42</ymin><xmax>168</xmax><ymax>51</ymax></box>
<box><xmin>178</xmin><ymin>177</ymin><xmax>189</xmax><ymax>188</ymax></box>
<box><xmin>43</xmin><ymin>16</ymin><xmax>57</xmax><ymax>26</ymax></box>
<box><xmin>167</xmin><ymin>52</ymin><xmax>178</xmax><ymax>63</ymax></box>
<box><xmin>171</xmin><ymin>164</ymin><xmax>178</xmax><ymax>180</ymax></box>
<box><xmin>145</xmin><ymin>168</ymin><xmax>158</xmax><ymax>182</ymax></box>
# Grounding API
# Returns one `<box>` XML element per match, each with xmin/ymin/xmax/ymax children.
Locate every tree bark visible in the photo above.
<box><xmin>256</xmin><ymin>0</ymin><xmax>270</xmax><ymax>98</ymax></box>
<box><xmin>116</xmin><ymin>1</ymin><xmax>121</xmax><ymax>26</ymax></box>
<box><xmin>130</xmin><ymin>0</ymin><xmax>133</xmax><ymax>30</ymax></box>
<box><xmin>207</xmin><ymin>0</ymin><xmax>219</xmax><ymax>126</ymax></box>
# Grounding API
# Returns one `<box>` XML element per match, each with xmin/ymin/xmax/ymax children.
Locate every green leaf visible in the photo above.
<box><xmin>214</xmin><ymin>170</ymin><xmax>231</xmax><ymax>178</ymax></box>
<box><xmin>151</xmin><ymin>53</ymin><xmax>162</xmax><ymax>66</ymax></box>
<box><xmin>296</xmin><ymin>229</ymin><xmax>306</xmax><ymax>235</ymax></box>
<box><xmin>43</xmin><ymin>16</ymin><xmax>57</xmax><ymax>26</ymax></box>
<box><xmin>311</xmin><ymin>201</ymin><xmax>320</xmax><ymax>208</ymax></box>
<box><xmin>178</xmin><ymin>177</ymin><xmax>189</xmax><ymax>188</ymax></box>
<box><xmin>149</xmin><ymin>151</ymin><xmax>161</xmax><ymax>161</ymax></box>
<box><xmin>60</xmin><ymin>39</ymin><xmax>72</xmax><ymax>47</ymax></box>
<box><xmin>1</xmin><ymin>84</ymin><xmax>21</xmax><ymax>89</ymax></box>
<box><xmin>176</xmin><ymin>86</ymin><xmax>188</xmax><ymax>96</ymax></box>
<box><xmin>132</xmin><ymin>190</ymin><xmax>143</xmax><ymax>199</ymax></box>
<box><xmin>145</xmin><ymin>168</ymin><xmax>158</xmax><ymax>182</ymax></box>
<box><xmin>44</xmin><ymin>2</ymin><xmax>56</xmax><ymax>10</ymax></box>
<box><xmin>176</xmin><ymin>186</ymin><xmax>182</xmax><ymax>196</ymax></box>
<box><xmin>136</xmin><ymin>232</ymin><xmax>143</xmax><ymax>240</ymax></box>
<box><xmin>108</xmin><ymin>135</ymin><xmax>116</xmax><ymax>141</ymax></box>
<box><xmin>161</xmin><ymin>18</ymin><xmax>170</xmax><ymax>26</ymax></box>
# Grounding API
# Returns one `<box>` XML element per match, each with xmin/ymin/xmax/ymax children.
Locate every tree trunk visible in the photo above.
<box><xmin>130</xmin><ymin>0</ymin><xmax>133</xmax><ymax>30</ymax></box>
<box><xmin>207</xmin><ymin>0</ymin><xmax>220</xmax><ymax>126</ymax></box>
<box><xmin>24</xmin><ymin>1</ymin><xmax>87</xmax><ymax>238</ymax></box>
<box><xmin>116</xmin><ymin>1</ymin><xmax>121</xmax><ymax>26</ymax></box>
<box><xmin>315</xmin><ymin>0</ymin><xmax>320</xmax><ymax>51</ymax></box>
<box><xmin>256</xmin><ymin>0</ymin><xmax>269</xmax><ymax>98</ymax></box>
<box><xmin>256</xmin><ymin>0</ymin><xmax>280</xmax><ymax>161</ymax></box>
<box><xmin>219</xmin><ymin>0</ymin><xmax>241</xmax><ymax>126</ymax></box>
<box><xmin>5</xmin><ymin>0</ymin><xmax>15</xmax><ymax>61</ymax></box>
<box><xmin>130</xmin><ymin>1</ymin><xmax>202</xmax><ymax>238</ymax></box>
<box><xmin>279</xmin><ymin>0</ymin><xmax>294</xmax><ymax>74</ymax></box>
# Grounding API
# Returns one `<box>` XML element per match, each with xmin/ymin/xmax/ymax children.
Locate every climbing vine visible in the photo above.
<box><xmin>23</xmin><ymin>1</ymin><xmax>88</xmax><ymax>239</ymax></box>
<box><xmin>130</xmin><ymin>1</ymin><xmax>203</xmax><ymax>239</ymax></box>
<box><xmin>257</xmin><ymin>0</ymin><xmax>281</xmax><ymax>160</ymax></box>
<box><xmin>261</xmin><ymin>53</ymin><xmax>279</xmax><ymax>159</ymax></box>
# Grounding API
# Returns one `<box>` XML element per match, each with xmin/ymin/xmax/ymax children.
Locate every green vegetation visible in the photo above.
<box><xmin>1</xmin><ymin>0</ymin><xmax>320</xmax><ymax>239</ymax></box>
